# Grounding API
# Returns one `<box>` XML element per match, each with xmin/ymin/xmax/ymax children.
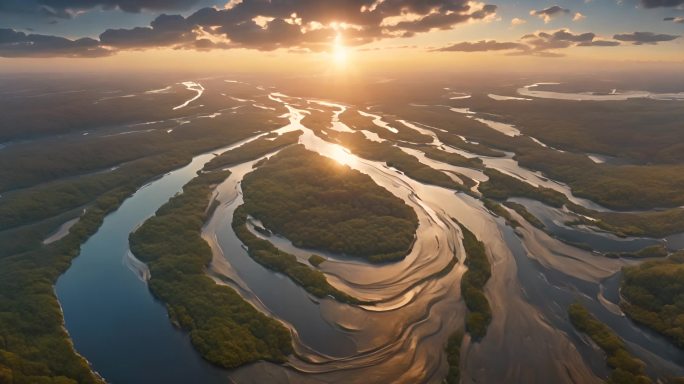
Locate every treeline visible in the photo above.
<box><xmin>0</xmin><ymin>121</ymin><xmax>265</xmax><ymax>231</ymax></box>
<box><xmin>568</xmin><ymin>303</ymin><xmax>652</xmax><ymax>384</ymax></box>
<box><xmin>388</xmin><ymin>101</ymin><xmax>684</xmax><ymax>211</ymax></box>
<box><xmin>589</xmin><ymin>208</ymin><xmax>684</xmax><ymax>238</ymax></box>
<box><xmin>241</xmin><ymin>145</ymin><xmax>419</xmax><ymax>263</ymax></box>
<box><xmin>503</xmin><ymin>202</ymin><xmax>545</xmax><ymax>229</ymax></box>
<box><xmin>0</xmin><ymin>152</ymin><xmax>194</xmax><ymax>231</ymax></box>
<box><xmin>483</xmin><ymin>199</ymin><xmax>519</xmax><ymax>228</ymax></box>
<box><xmin>620</xmin><ymin>252</ymin><xmax>684</xmax><ymax>349</ymax></box>
<box><xmin>479</xmin><ymin>168</ymin><xmax>568</xmax><ymax>208</ymax></box>
<box><xmin>204</xmin><ymin>130</ymin><xmax>302</xmax><ymax>170</ymax></box>
<box><xmin>0</xmin><ymin>178</ymin><xmax>156</xmax><ymax>383</ymax></box>
<box><xmin>0</xmin><ymin>127</ymin><xmax>270</xmax><ymax>382</ymax></box>
<box><xmin>232</xmin><ymin>205</ymin><xmax>360</xmax><ymax>304</ymax></box>
<box><xmin>129</xmin><ymin>170</ymin><xmax>293</xmax><ymax>368</ymax></box>
<box><xmin>445</xmin><ymin>332</ymin><xmax>464</xmax><ymax>384</ymax></box>
<box><xmin>515</xmin><ymin>148</ymin><xmax>684</xmax><ymax>211</ymax></box>
<box><xmin>0</xmin><ymin>114</ymin><xmax>271</xmax><ymax>193</ymax></box>
<box><xmin>480</xmin><ymin>168</ymin><xmax>684</xmax><ymax>238</ymax></box>
<box><xmin>606</xmin><ymin>245</ymin><xmax>668</xmax><ymax>259</ymax></box>
<box><xmin>0</xmin><ymin>209</ymin><xmax>81</xmax><ymax>258</ymax></box>
<box><xmin>457</xmin><ymin>222</ymin><xmax>492</xmax><ymax>340</ymax></box>
<box><xmin>464</xmin><ymin>94</ymin><xmax>684</xmax><ymax>164</ymax></box>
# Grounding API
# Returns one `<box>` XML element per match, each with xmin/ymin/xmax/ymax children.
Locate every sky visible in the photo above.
<box><xmin>0</xmin><ymin>0</ymin><xmax>682</xmax><ymax>73</ymax></box>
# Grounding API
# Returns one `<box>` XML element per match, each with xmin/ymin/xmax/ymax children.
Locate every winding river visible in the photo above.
<box><xmin>56</xmin><ymin>84</ymin><xmax>684</xmax><ymax>383</ymax></box>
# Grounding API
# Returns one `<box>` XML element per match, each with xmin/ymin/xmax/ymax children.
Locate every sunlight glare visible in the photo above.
<box><xmin>333</xmin><ymin>34</ymin><xmax>348</xmax><ymax>67</ymax></box>
<box><xmin>328</xmin><ymin>145</ymin><xmax>355</xmax><ymax>166</ymax></box>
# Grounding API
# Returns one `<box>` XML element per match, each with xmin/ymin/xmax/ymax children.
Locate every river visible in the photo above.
<box><xmin>55</xmin><ymin>83</ymin><xmax>684</xmax><ymax>383</ymax></box>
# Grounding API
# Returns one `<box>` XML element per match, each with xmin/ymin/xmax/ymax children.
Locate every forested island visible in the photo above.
<box><xmin>0</xmin><ymin>104</ymin><xmax>277</xmax><ymax>382</ymax></box>
<box><xmin>457</xmin><ymin>222</ymin><xmax>492</xmax><ymax>340</ymax></box>
<box><xmin>232</xmin><ymin>204</ymin><xmax>361</xmax><ymax>304</ymax></box>
<box><xmin>129</xmin><ymin>170</ymin><xmax>292</xmax><ymax>368</ymax></box>
<box><xmin>620</xmin><ymin>252</ymin><xmax>684</xmax><ymax>349</ymax></box>
<box><xmin>569</xmin><ymin>303</ymin><xmax>653</xmax><ymax>384</ymax></box>
<box><xmin>241</xmin><ymin>145</ymin><xmax>419</xmax><ymax>263</ymax></box>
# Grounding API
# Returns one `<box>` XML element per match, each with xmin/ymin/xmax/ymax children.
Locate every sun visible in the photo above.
<box><xmin>332</xmin><ymin>34</ymin><xmax>348</xmax><ymax>66</ymax></box>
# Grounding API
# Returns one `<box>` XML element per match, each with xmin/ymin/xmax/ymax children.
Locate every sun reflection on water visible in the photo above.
<box><xmin>328</xmin><ymin>145</ymin><xmax>355</xmax><ymax>166</ymax></box>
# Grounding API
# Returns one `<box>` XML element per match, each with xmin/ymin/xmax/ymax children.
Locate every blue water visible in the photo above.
<box><xmin>55</xmin><ymin>152</ymin><xmax>230</xmax><ymax>384</ymax></box>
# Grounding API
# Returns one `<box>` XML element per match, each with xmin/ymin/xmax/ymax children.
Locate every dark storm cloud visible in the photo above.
<box><xmin>0</xmin><ymin>0</ymin><xmax>200</xmax><ymax>18</ymax></box>
<box><xmin>435</xmin><ymin>29</ymin><xmax>621</xmax><ymax>57</ymax></box>
<box><xmin>434</xmin><ymin>40</ymin><xmax>526</xmax><ymax>52</ymax></box>
<box><xmin>0</xmin><ymin>28</ymin><xmax>111</xmax><ymax>57</ymax></box>
<box><xmin>613</xmin><ymin>31</ymin><xmax>680</xmax><ymax>44</ymax></box>
<box><xmin>640</xmin><ymin>0</ymin><xmax>684</xmax><ymax>8</ymax></box>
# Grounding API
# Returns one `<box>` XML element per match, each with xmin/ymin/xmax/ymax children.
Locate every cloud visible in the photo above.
<box><xmin>98</xmin><ymin>1</ymin><xmax>499</xmax><ymax>51</ymax></box>
<box><xmin>522</xmin><ymin>29</ymin><xmax>619</xmax><ymax>51</ymax></box>
<box><xmin>578</xmin><ymin>40</ymin><xmax>620</xmax><ymax>46</ymax></box>
<box><xmin>640</xmin><ymin>0</ymin><xmax>684</xmax><ymax>8</ymax></box>
<box><xmin>664</xmin><ymin>16</ymin><xmax>684</xmax><ymax>23</ymax></box>
<box><xmin>573</xmin><ymin>12</ymin><xmax>586</xmax><ymax>22</ymax></box>
<box><xmin>511</xmin><ymin>17</ymin><xmax>527</xmax><ymax>26</ymax></box>
<box><xmin>613</xmin><ymin>31</ymin><xmax>680</xmax><ymax>44</ymax></box>
<box><xmin>434</xmin><ymin>40</ymin><xmax>526</xmax><ymax>52</ymax></box>
<box><xmin>435</xmin><ymin>29</ymin><xmax>621</xmax><ymax>57</ymax></box>
<box><xmin>100</xmin><ymin>14</ymin><xmax>197</xmax><ymax>48</ymax></box>
<box><xmin>0</xmin><ymin>28</ymin><xmax>111</xmax><ymax>57</ymax></box>
<box><xmin>529</xmin><ymin>5</ymin><xmax>570</xmax><ymax>23</ymax></box>
<box><xmin>0</xmin><ymin>0</ymin><xmax>200</xmax><ymax>18</ymax></box>
<box><xmin>0</xmin><ymin>0</ymin><xmax>501</xmax><ymax>57</ymax></box>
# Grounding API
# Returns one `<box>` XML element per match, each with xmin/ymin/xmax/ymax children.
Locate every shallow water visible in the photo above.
<box><xmin>55</xmin><ymin>136</ymin><xmax>266</xmax><ymax>384</ymax></box>
<box><xmin>55</xmin><ymin>84</ymin><xmax>684</xmax><ymax>384</ymax></box>
<box><xmin>518</xmin><ymin>83</ymin><xmax>684</xmax><ymax>101</ymax></box>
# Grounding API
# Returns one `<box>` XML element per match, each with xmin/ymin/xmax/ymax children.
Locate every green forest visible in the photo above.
<box><xmin>445</xmin><ymin>331</ymin><xmax>464</xmax><ymax>384</ymax></box>
<box><xmin>457</xmin><ymin>222</ymin><xmax>492</xmax><ymax>340</ymax></box>
<box><xmin>241</xmin><ymin>145</ymin><xmax>419</xmax><ymax>263</ymax></box>
<box><xmin>483</xmin><ymin>199</ymin><xmax>519</xmax><ymax>228</ymax></box>
<box><xmin>620</xmin><ymin>252</ymin><xmax>684</xmax><ymax>349</ymax></box>
<box><xmin>568</xmin><ymin>303</ymin><xmax>652</xmax><ymax>384</ymax></box>
<box><xmin>204</xmin><ymin>130</ymin><xmax>302</xmax><ymax>170</ymax></box>
<box><xmin>129</xmin><ymin>170</ymin><xmax>293</xmax><ymax>368</ymax></box>
<box><xmin>0</xmin><ymin>104</ymin><xmax>277</xmax><ymax>383</ymax></box>
<box><xmin>388</xmin><ymin>100</ymin><xmax>684</xmax><ymax>211</ymax></box>
<box><xmin>503</xmin><ymin>202</ymin><xmax>544</xmax><ymax>229</ymax></box>
<box><xmin>479</xmin><ymin>168</ymin><xmax>568</xmax><ymax>208</ymax></box>
<box><xmin>232</xmin><ymin>205</ymin><xmax>360</xmax><ymax>304</ymax></box>
<box><xmin>0</xmin><ymin>179</ymin><xmax>160</xmax><ymax>383</ymax></box>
